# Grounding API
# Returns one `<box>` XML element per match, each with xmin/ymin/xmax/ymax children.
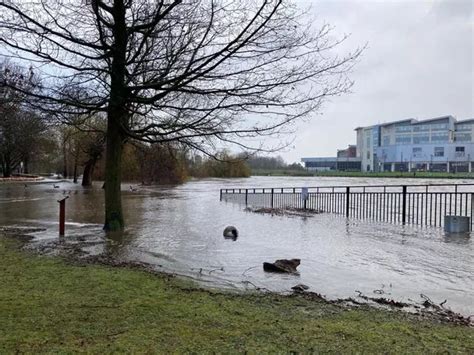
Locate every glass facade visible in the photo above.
<box><xmin>431</xmin><ymin>123</ymin><xmax>449</xmax><ymax>131</ymax></box>
<box><xmin>455</xmin><ymin>124</ymin><xmax>473</xmax><ymax>131</ymax></box>
<box><xmin>434</xmin><ymin>147</ymin><xmax>444</xmax><ymax>157</ymax></box>
<box><xmin>450</xmin><ymin>162</ymin><xmax>470</xmax><ymax>173</ymax></box>
<box><xmin>413</xmin><ymin>125</ymin><xmax>430</xmax><ymax>132</ymax></box>
<box><xmin>395</xmin><ymin>125</ymin><xmax>412</xmax><ymax>133</ymax></box>
<box><xmin>430</xmin><ymin>163</ymin><xmax>447</xmax><ymax>172</ymax></box>
<box><xmin>395</xmin><ymin>135</ymin><xmax>411</xmax><ymax>143</ymax></box>
<box><xmin>454</xmin><ymin>133</ymin><xmax>472</xmax><ymax>142</ymax></box>
<box><xmin>431</xmin><ymin>133</ymin><xmax>449</xmax><ymax>142</ymax></box>
<box><xmin>372</xmin><ymin>127</ymin><xmax>380</xmax><ymax>147</ymax></box>
<box><xmin>413</xmin><ymin>135</ymin><xmax>429</xmax><ymax>144</ymax></box>
<box><xmin>304</xmin><ymin>160</ymin><xmax>361</xmax><ymax>171</ymax></box>
<box><xmin>455</xmin><ymin>146</ymin><xmax>465</xmax><ymax>157</ymax></box>
<box><xmin>412</xmin><ymin>147</ymin><xmax>422</xmax><ymax>158</ymax></box>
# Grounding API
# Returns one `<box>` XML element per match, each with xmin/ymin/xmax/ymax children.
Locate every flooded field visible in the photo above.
<box><xmin>0</xmin><ymin>176</ymin><xmax>473</xmax><ymax>315</ymax></box>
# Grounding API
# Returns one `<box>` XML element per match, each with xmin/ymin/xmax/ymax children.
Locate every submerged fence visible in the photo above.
<box><xmin>220</xmin><ymin>184</ymin><xmax>474</xmax><ymax>229</ymax></box>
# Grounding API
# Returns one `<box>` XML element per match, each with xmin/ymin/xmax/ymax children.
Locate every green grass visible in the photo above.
<box><xmin>0</xmin><ymin>238</ymin><xmax>472</xmax><ymax>353</ymax></box>
<box><xmin>252</xmin><ymin>168</ymin><xmax>474</xmax><ymax>179</ymax></box>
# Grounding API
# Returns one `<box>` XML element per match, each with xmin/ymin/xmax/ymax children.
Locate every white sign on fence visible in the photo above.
<box><xmin>301</xmin><ymin>187</ymin><xmax>309</xmax><ymax>201</ymax></box>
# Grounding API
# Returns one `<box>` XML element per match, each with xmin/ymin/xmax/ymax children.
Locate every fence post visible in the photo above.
<box><xmin>345</xmin><ymin>186</ymin><xmax>350</xmax><ymax>217</ymax></box>
<box><xmin>245</xmin><ymin>189</ymin><xmax>248</xmax><ymax>206</ymax></box>
<box><xmin>271</xmin><ymin>188</ymin><xmax>274</xmax><ymax>208</ymax></box>
<box><xmin>57</xmin><ymin>196</ymin><xmax>69</xmax><ymax>236</ymax></box>
<box><xmin>402</xmin><ymin>185</ymin><xmax>407</xmax><ymax>225</ymax></box>
<box><xmin>471</xmin><ymin>193</ymin><xmax>473</xmax><ymax>231</ymax></box>
<box><xmin>454</xmin><ymin>185</ymin><xmax>458</xmax><ymax>215</ymax></box>
<box><xmin>220</xmin><ymin>189</ymin><xmax>222</xmax><ymax>201</ymax></box>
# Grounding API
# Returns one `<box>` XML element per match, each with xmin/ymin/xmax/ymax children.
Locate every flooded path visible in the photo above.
<box><xmin>0</xmin><ymin>176</ymin><xmax>473</xmax><ymax>315</ymax></box>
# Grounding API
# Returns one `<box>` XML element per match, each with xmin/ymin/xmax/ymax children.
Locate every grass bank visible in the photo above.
<box><xmin>0</xmin><ymin>238</ymin><xmax>472</xmax><ymax>353</ymax></box>
<box><xmin>252</xmin><ymin>169</ymin><xmax>474</xmax><ymax>179</ymax></box>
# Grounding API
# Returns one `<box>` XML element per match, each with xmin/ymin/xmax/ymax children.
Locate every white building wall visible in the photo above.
<box><xmin>376</xmin><ymin>143</ymin><xmax>474</xmax><ymax>166</ymax></box>
<box><xmin>358</xmin><ymin>127</ymin><xmax>375</xmax><ymax>172</ymax></box>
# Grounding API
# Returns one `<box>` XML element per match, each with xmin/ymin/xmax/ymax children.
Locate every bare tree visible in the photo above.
<box><xmin>0</xmin><ymin>0</ymin><xmax>362</xmax><ymax>230</ymax></box>
<box><xmin>0</xmin><ymin>60</ymin><xmax>46</xmax><ymax>176</ymax></box>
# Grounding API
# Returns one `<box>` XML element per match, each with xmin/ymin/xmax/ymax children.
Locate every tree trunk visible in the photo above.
<box><xmin>3</xmin><ymin>167</ymin><xmax>11</xmax><ymax>178</ymax></box>
<box><xmin>103</xmin><ymin>116</ymin><xmax>124</xmax><ymax>231</ymax></box>
<box><xmin>62</xmin><ymin>139</ymin><xmax>68</xmax><ymax>178</ymax></box>
<box><xmin>82</xmin><ymin>160</ymin><xmax>95</xmax><ymax>186</ymax></box>
<box><xmin>73</xmin><ymin>154</ymin><xmax>78</xmax><ymax>183</ymax></box>
<box><xmin>23</xmin><ymin>157</ymin><xmax>29</xmax><ymax>174</ymax></box>
<box><xmin>103</xmin><ymin>0</ymin><xmax>127</xmax><ymax>231</ymax></box>
<box><xmin>1</xmin><ymin>158</ymin><xmax>6</xmax><ymax>177</ymax></box>
<box><xmin>2</xmin><ymin>156</ymin><xmax>12</xmax><ymax>177</ymax></box>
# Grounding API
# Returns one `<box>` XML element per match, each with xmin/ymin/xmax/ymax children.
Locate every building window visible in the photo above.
<box><xmin>456</xmin><ymin>124</ymin><xmax>472</xmax><ymax>132</ymax></box>
<box><xmin>395</xmin><ymin>135</ymin><xmax>411</xmax><ymax>143</ymax></box>
<box><xmin>367</xmin><ymin>151</ymin><xmax>370</xmax><ymax>159</ymax></box>
<box><xmin>434</xmin><ymin>147</ymin><xmax>444</xmax><ymax>157</ymax></box>
<box><xmin>431</xmin><ymin>133</ymin><xmax>449</xmax><ymax>142</ymax></box>
<box><xmin>372</xmin><ymin>127</ymin><xmax>380</xmax><ymax>147</ymax></box>
<box><xmin>413</xmin><ymin>125</ymin><xmax>430</xmax><ymax>132</ymax></box>
<box><xmin>431</xmin><ymin>123</ymin><xmax>448</xmax><ymax>131</ymax></box>
<box><xmin>412</xmin><ymin>147</ymin><xmax>422</xmax><ymax>158</ymax></box>
<box><xmin>395</xmin><ymin>125</ymin><xmax>411</xmax><ymax>133</ymax></box>
<box><xmin>455</xmin><ymin>146</ymin><xmax>465</xmax><ymax>157</ymax></box>
<box><xmin>382</xmin><ymin>136</ymin><xmax>390</xmax><ymax>146</ymax></box>
<box><xmin>413</xmin><ymin>135</ymin><xmax>429</xmax><ymax>144</ymax></box>
<box><xmin>454</xmin><ymin>133</ymin><xmax>472</xmax><ymax>142</ymax></box>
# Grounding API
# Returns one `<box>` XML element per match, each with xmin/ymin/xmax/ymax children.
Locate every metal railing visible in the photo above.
<box><xmin>220</xmin><ymin>184</ymin><xmax>474</xmax><ymax>229</ymax></box>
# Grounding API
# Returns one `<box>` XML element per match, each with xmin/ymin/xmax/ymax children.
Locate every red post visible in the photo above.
<box><xmin>58</xmin><ymin>196</ymin><xmax>69</xmax><ymax>236</ymax></box>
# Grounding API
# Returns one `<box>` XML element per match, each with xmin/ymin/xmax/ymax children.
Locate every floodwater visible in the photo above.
<box><xmin>0</xmin><ymin>176</ymin><xmax>473</xmax><ymax>315</ymax></box>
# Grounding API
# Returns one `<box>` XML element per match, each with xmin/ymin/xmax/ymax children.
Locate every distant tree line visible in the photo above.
<box><xmin>245</xmin><ymin>155</ymin><xmax>304</xmax><ymax>172</ymax></box>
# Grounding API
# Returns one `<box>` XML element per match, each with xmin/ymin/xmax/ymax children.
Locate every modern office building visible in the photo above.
<box><xmin>302</xmin><ymin>115</ymin><xmax>474</xmax><ymax>172</ymax></box>
<box><xmin>357</xmin><ymin>115</ymin><xmax>474</xmax><ymax>172</ymax></box>
<box><xmin>300</xmin><ymin>156</ymin><xmax>362</xmax><ymax>171</ymax></box>
<box><xmin>301</xmin><ymin>145</ymin><xmax>361</xmax><ymax>171</ymax></box>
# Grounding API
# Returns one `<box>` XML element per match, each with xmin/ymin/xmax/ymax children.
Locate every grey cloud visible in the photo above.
<box><xmin>281</xmin><ymin>0</ymin><xmax>473</xmax><ymax>164</ymax></box>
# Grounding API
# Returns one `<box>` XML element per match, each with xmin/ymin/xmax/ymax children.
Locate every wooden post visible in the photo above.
<box><xmin>245</xmin><ymin>189</ymin><xmax>248</xmax><ymax>205</ymax></box>
<box><xmin>402</xmin><ymin>185</ymin><xmax>407</xmax><ymax>225</ymax></box>
<box><xmin>220</xmin><ymin>189</ymin><xmax>222</xmax><ymax>201</ymax></box>
<box><xmin>271</xmin><ymin>188</ymin><xmax>274</xmax><ymax>208</ymax></box>
<box><xmin>58</xmin><ymin>196</ymin><xmax>69</xmax><ymax>236</ymax></box>
<box><xmin>345</xmin><ymin>186</ymin><xmax>350</xmax><ymax>217</ymax></box>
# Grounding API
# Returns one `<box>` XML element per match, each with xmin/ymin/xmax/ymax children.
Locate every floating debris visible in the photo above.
<box><xmin>263</xmin><ymin>259</ymin><xmax>300</xmax><ymax>273</ymax></box>
<box><xmin>244</xmin><ymin>207</ymin><xmax>322</xmax><ymax>218</ymax></box>
<box><xmin>291</xmin><ymin>284</ymin><xmax>310</xmax><ymax>292</ymax></box>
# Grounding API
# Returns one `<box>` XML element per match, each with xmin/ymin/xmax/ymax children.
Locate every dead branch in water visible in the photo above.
<box><xmin>244</xmin><ymin>207</ymin><xmax>323</xmax><ymax>218</ymax></box>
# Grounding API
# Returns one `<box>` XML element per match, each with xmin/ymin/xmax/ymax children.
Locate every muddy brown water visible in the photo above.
<box><xmin>0</xmin><ymin>176</ymin><xmax>473</xmax><ymax>315</ymax></box>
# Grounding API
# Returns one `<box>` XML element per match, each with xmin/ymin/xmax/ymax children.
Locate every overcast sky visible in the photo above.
<box><xmin>281</xmin><ymin>0</ymin><xmax>473</xmax><ymax>163</ymax></box>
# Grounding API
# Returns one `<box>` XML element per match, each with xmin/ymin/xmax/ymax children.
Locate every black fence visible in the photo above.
<box><xmin>220</xmin><ymin>184</ymin><xmax>474</xmax><ymax>229</ymax></box>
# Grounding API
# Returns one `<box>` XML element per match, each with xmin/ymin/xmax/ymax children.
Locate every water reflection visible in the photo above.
<box><xmin>443</xmin><ymin>232</ymin><xmax>471</xmax><ymax>244</ymax></box>
<box><xmin>0</xmin><ymin>176</ymin><xmax>473</xmax><ymax>315</ymax></box>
